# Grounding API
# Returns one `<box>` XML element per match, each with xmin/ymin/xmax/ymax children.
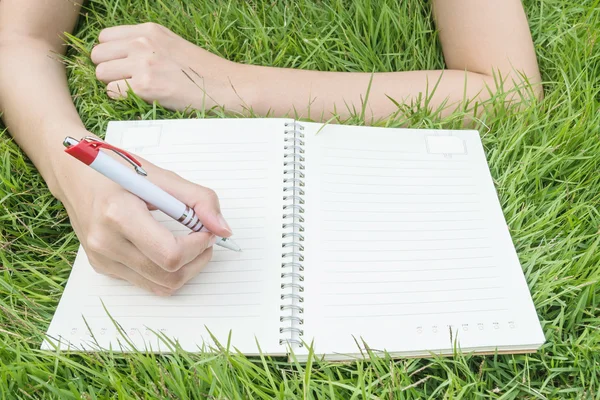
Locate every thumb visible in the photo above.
<box><xmin>152</xmin><ymin>169</ymin><xmax>233</xmax><ymax>238</ymax></box>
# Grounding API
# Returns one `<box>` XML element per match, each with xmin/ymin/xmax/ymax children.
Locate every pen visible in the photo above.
<box><xmin>62</xmin><ymin>136</ymin><xmax>241</xmax><ymax>252</ymax></box>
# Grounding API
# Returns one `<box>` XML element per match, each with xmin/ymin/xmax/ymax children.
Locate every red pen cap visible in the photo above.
<box><xmin>64</xmin><ymin>139</ymin><xmax>99</xmax><ymax>165</ymax></box>
<box><xmin>63</xmin><ymin>136</ymin><xmax>147</xmax><ymax>175</ymax></box>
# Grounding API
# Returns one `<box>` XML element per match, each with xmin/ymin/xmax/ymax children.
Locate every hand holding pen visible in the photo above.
<box><xmin>61</xmin><ymin>135</ymin><xmax>239</xmax><ymax>296</ymax></box>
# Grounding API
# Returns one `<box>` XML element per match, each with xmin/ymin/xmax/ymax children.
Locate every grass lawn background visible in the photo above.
<box><xmin>1</xmin><ymin>0</ymin><xmax>599</xmax><ymax>398</ymax></box>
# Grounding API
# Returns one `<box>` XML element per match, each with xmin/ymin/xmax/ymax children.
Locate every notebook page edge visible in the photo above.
<box><xmin>300</xmin><ymin>123</ymin><xmax>544</xmax><ymax>356</ymax></box>
<box><xmin>44</xmin><ymin>118</ymin><xmax>292</xmax><ymax>355</ymax></box>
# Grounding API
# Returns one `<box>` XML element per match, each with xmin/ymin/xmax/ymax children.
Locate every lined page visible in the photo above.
<box><xmin>44</xmin><ymin>118</ymin><xmax>288</xmax><ymax>354</ymax></box>
<box><xmin>300</xmin><ymin>123</ymin><xmax>544</xmax><ymax>358</ymax></box>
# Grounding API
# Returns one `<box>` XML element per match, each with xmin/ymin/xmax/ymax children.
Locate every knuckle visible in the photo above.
<box><xmin>203</xmin><ymin>188</ymin><xmax>219</xmax><ymax>203</ymax></box>
<box><xmin>163</xmin><ymin>271</ymin><xmax>186</xmax><ymax>291</ymax></box>
<box><xmin>88</xmin><ymin>257</ymin><xmax>106</xmax><ymax>274</ymax></box>
<box><xmin>137</xmin><ymin>72</ymin><xmax>153</xmax><ymax>91</ymax></box>
<box><xmin>202</xmin><ymin>245</ymin><xmax>214</xmax><ymax>260</ymax></box>
<box><xmin>143</xmin><ymin>22</ymin><xmax>162</xmax><ymax>35</ymax></box>
<box><xmin>86</xmin><ymin>232</ymin><xmax>105</xmax><ymax>254</ymax></box>
<box><xmin>141</xmin><ymin>54</ymin><xmax>157</xmax><ymax>68</ymax></box>
<box><xmin>161</xmin><ymin>246</ymin><xmax>184</xmax><ymax>272</ymax></box>
<box><xmin>133</xmin><ymin>36</ymin><xmax>152</xmax><ymax>48</ymax></box>
<box><xmin>102</xmin><ymin>200</ymin><xmax>122</xmax><ymax>226</ymax></box>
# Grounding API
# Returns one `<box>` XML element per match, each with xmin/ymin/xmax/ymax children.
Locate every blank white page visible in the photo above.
<box><xmin>300</xmin><ymin>123</ymin><xmax>544</xmax><ymax>359</ymax></box>
<box><xmin>44</xmin><ymin>118</ymin><xmax>288</xmax><ymax>355</ymax></box>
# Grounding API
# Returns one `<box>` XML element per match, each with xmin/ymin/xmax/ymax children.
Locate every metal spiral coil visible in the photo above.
<box><xmin>281</xmin><ymin>262</ymin><xmax>303</xmax><ymax>271</ymax></box>
<box><xmin>281</xmin><ymin>282</ymin><xmax>304</xmax><ymax>292</ymax></box>
<box><xmin>282</xmin><ymin>232</ymin><xmax>304</xmax><ymax>240</ymax></box>
<box><xmin>280</xmin><ymin>327</ymin><xmax>304</xmax><ymax>334</ymax></box>
<box><xmin>283</xmin><ymin>195</ymin><xmax>304</xmax><ymax>204</ymax></box>
<box><xmin>280</xmin><ymin>121</ymin><xmax>305</xmax><ymax>348</ymax></box>
<box><xmin>279</xmin><ymin>338</ymin><xmax>303</xmax><ymax>346</ymax></box>
<box><xmin>280</xmin><ymin>315</ymin><xmax>304</xmax><ymax>324</ymax></box>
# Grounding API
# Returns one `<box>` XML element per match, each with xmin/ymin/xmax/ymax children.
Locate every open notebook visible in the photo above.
<box><xmin>43</xmin><ymin>118</ymin><xmax>545</xmax><ymax>360</ymax></box>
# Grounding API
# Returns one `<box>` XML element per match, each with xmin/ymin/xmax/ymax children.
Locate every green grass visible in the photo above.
<box><xmin>1</xmin><ymin>0</ymin><xmax>600</xmax><ymax>398</ymax></box>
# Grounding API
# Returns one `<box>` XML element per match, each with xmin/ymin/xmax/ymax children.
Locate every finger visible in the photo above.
<box><xmin>95</xmin><ymin>59</ymin><xmax>132</xmax><ymax>84</ymax></box>
<box><xmin>100</xmin><ymin>230</ymin><xmax>215</xmax><ymax>286</ymax></box>
<box><xmin>91</xmin><ymin>40</ymin><xmax>130</xmax><ymax>64</ymax></box>
<box><xmin>106</xmin><ymin>79</ymin><xmax>135</xmax><ymax>100</ymax></box>
<box><xmin>99</xmin><ymin>24</ymin><xmax>147</xmax><ymax>43</ymax></box>
<box><xmin>113</xmin><ymin>193</ymin><xmax>217</xmax><ymax>271</ymax></box>
<box><xmin>91</xmin><ymin>254</ymin><xmax>174</xmax><ymax>296</ymax></box>
<box><xmin>135</xmin><ymin>243</ymin><xmax>214</xmax><ymax>289</ymax></box>
<box><xmin>150</xmin><ymin>170</ymin><xmax>233</xmax><ymax>238</ymax></box>
<box><xmin>98</xmin><ymin>22</ymin><xmax>165</xmax><ymax>43</ymax></box>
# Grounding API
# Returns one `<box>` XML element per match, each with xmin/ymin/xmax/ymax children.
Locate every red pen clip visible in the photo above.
<box><xmin>64</xmin><ymin>136</ymin><xmax>147</xmax><ymax>176</ymax></box>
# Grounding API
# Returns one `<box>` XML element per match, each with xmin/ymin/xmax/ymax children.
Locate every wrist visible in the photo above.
<box><xmin>46</xmin><ymin>129</ymin><xmax>96</xmax><ymax>203</ymax></box>
<box><xmin>183</xmin><ymin>46</ymin><xmax>260</xmax><ymax>113</ymax></box>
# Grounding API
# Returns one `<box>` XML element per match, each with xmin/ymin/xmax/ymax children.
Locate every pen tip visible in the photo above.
<box><xmin>225</xmin><ymin>238</ymin><xmax>242</xmax><ymax>252</ymax></box>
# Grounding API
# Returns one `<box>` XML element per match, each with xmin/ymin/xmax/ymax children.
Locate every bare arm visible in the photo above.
<box><xmin>0</xmin><ymin>0</ymin><xmax>85</xmax><ymax>194</ymax></box>
<box><xmin>93</xmin><ymin>0</ymin><xmax>542</xmax><ymax>121</ymax></box>
<box><xmin>242</xmin><ymin>0</ymin><xmax>542</xmax><ymax>120</ymax></box>
<box><xmin>0</xmin><ymin>1</ymin><xmax>232</xmax><ymax>295</ymax></box>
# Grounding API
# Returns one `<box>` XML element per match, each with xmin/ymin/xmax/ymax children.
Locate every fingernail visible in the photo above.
<box><xmin>216</xmin><ymin>213</ymin><xmax>232</xmax><ymax>235</ymax></box>
<box><xmin>209</xmin><ymin>236</ymin><xmax>217</xmax><ymax>247</ymax></box>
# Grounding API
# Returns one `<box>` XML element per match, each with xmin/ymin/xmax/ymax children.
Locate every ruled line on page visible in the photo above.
<box><xmin>320</xmin><ymin>286</ymin><xmax>503</xmax><ymax>296</ymax></box>
<box><xmin>324</xmin><ymin>266</ymin><xmax>497</xmax><ymax>273</ymax></box>
<box><xmin>322</xmin><ymin>164</ymin><xmax>470</xmax><ymax>171</ymax></box>
<box><xmin>320</xmin><ymin>209</ymin><xmax>481</xmax><ymax>214</ymax></box>
<box><xmin>164</xmin><ymin>158</ymin><xmax>267</xmax><ymax>162</ymax></box>
<box><xmin>319</xmin><ymin>146</ymin><xmax>418</xmax><ymax>153</ymax></box>
<box><xmin>219</xmin><ymin>196</ymin><xmax>267</xmax><ymax>201</ymax></box>
<box><xmin>321</xmin><ymin>276</ymin><xmax>499</xmax><ymax>285</ymax></box>
<box><xmin>184</xmin><ymin>281</ymin><xmax>263</xmax><ymax>286</ymax></box>
<box><xmin>196</xmin><ymin>269</ymin><xmax>263</xmax><ymax>274</ymax></box>
<box><xmin>322</xmin><ymin>297</ymin><xmax>505</xmax><ymax>307</ymax></box>
<box><xmin>323</xmin><ymin>237</ymin><xmax>490</xmax><ymax>243</ymax></box>
<box><xmin>321</xmin><ymin>171</ymin><xmax>472</xmax><ymax>178</ymax></box>
<box><xmin>324</xmin><ymin>154</ymin><xmax>469</xmax><ymax>162</ymax></box>
<box><xmin>324</xmin><ymin>246</ymin><xmax>492</xmax><ymax>253</ymax></box>
<box><xmin>86</xmin><ymin>292</ymin><xmax>263</xmax><ymax>297</ymax></box>
<box><xmin>322</xmin><ymin>256</ymin><xmax>494</xmax><ymax>263</ymax></box>
<box><xmin>142</xmin><ymin>150</ymin><xmax>268</xmax><ymax>156</ymax></box>
<box><xmin>326</xmin><ymin>309</ymin><xmax>508</xmax><ymax>319</ymax></box>
<box><xmin>321</xmin><ymin>181</ymin><xmax>476</xmax><ymax>188</ymax></box>
<box><xmin>156</xmin><ymin>176</ymin><xmax>268</xmax><ymax>181</ymax></box>
<box><xmin>152</xmin><ymin>169</ymin><xmax>270</xmax><ymax>173</ymax></box>
<box><xmin>323</xmin><ymin>218</ymin><xmax>484</xmax><ymax>223</ymax></box>
<box><xmin>323</xmin><ymin>199</ymin><xmax>479</xmax><ymax>205</ymax></box>
<box><xmin>84</xmin><ymin>303</ymin><xmax>262</xmax><ymax>308</ymax></box>
<box><xmin>94</xmin><ymin>278</ymin><xmax>263</xmax><ymax>287</ymax></box>
<box><xmin>323</xmin><ymin>190</ymin><xmax>478</xmax><ymax>196</ymax></box>
<box><xmin>83</xmin><ymin>315</ymin><xmax>262</xmax><ymax>319</ymax></box>
<box><xmin>323</xmin><ymin>228</ymin><xmax>486</xmax><ymax>233</ymax></box>
<box><xmin>160</xmin><ymin>141</ymin><xmax>270</xmax><ymax>146</ymax></box>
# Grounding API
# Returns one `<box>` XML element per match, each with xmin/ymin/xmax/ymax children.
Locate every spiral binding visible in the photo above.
<box><xmin>279</xmin><ymin>121</ymin><xmax>306</xmax><ymax>348</ymax></box>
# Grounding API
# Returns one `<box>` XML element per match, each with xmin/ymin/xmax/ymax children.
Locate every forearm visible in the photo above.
<box><xmin>0</xmin><ymin>36</ymin><xmax>88</xmax><ymax>198</ymax></box>
<box><xmin>235</xmin><ymin>65</ymin><xmax>496</xmax><ymax>121</ymax></box>
<box><xmin>219</xmin><ymin>0</ymin><xmax>542</xmax><ymax>121</ymax></box>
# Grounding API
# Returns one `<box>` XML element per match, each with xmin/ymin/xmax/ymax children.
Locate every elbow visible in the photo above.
<box><xmin>483</xmin><ymin>67</ymin><xmax>543</xmax><ymax>108</ymax></box>
<box><xmin>506</xmin><ymin>66</ymin><xmax>543</xmax><ymax>102</ymax></box>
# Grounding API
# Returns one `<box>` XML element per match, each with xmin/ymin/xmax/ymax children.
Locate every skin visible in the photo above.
<box><xmin>0</xmin><ymin>0</ymin><xmax>542</xmax><ymax>295</ymax></box>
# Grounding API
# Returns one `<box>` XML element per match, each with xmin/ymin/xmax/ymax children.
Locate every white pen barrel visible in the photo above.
<box><xmin>90</xmin><ymin>151</ymin><xmax>186</xmax><ymax>220</ymax></box>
